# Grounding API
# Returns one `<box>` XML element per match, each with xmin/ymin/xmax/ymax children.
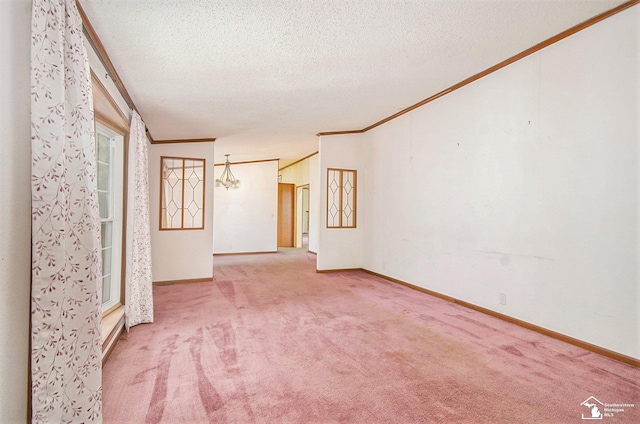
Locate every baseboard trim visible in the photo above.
<box><xmin>213</xmin><ymin>251</ymin><xmax>278</xmax><ymax>256</ymax></box>
<box><xmin>153</xmin><ymin>277</ymin><xmax>214</xmax><ymax>286</ymax></box>
<box><xmin>361</xmin><ymin>269</ymin><xmax>640</xmax><ymax>368</ymax></box>
<box><xmin>317</xmin><ymin>268</ymin><xmax>361</xmax><ymax>273</ymax></box>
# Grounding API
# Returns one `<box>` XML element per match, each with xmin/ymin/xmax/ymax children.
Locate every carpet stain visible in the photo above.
<box><xmin>132</xmin><ymin>366</ymin><xmax>157</xmax><ymax>385</ymax></box>
<box><xmin>216</xmin><ymin>280</ymin><xmax>236</xmax><ymax>305</ymax></box>
<box><xmin>590</xmin><ymin>366</ymin><xmax>640</xmax><ymax>387</ymax></box>
<box><xmin>205</xmin><ymin>321</ymin><xmax>256</xmax><ymax>421</ymax></box>
<box><xmin>384</xmin><ymin>350</ymin><xmax>414</xmax><ymax>366</ymax></box>
<box><xmin>451</xmin><ymin>313</ymin><xmax>501</xmax><ymax>333</ymax></box>
<box><xmin>419</xmin><ymin>314</ymin><xmax>483</xmax><ymax>340</ymax></box>
<box><xmin>145</xmin><ymin>334</ymin><xmax>178</xmax><ymax>423</ymax></box>
<box><xmin>188</xmin><ymin>327</ymin><xmax>225</xmax><ymax>419</ymax></box>
<box><xmin>533</xmin><ymin>371</ymin><xmax>554</xmax><ymax>381</ymax></box>
<box><xmin>501</xmin><ymin>345</ymin><xmax>525</xmax><ymax>357</ymax></box>
<box><xmin>208</xmin><ymin>321</ymin><xmax>238</xmax><ymax>371</ymax></box>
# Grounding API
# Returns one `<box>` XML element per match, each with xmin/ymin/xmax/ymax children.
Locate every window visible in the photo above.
<box><xmin>96</xmin><ymin>124</ymin><xmax>124</xmax><ymax>312</ymax></box>
<box><xmin>326</xmin><ymin>168</ymin><xmax>357</xmax><ymax>228</ymax></box>
<box><xmin>160</xmin><ymin>156</ymin><xmax>206</xmax><ymax>230</ymax></box>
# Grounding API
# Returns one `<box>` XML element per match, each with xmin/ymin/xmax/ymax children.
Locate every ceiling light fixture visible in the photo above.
<box><xmin>215</xmin><ymin>154</ymin><xmax>240</xmax><ymax>190</ymax></box>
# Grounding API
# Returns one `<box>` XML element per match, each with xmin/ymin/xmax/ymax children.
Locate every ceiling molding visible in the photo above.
<box><xmin>152</xmin><ymin>138</ymin><xmax>217</xmax><ymax>144</ymax></box>
<box><xmin>318</xmin><ymin>0</ymin><xmax>639</xmax><ymax>137</ymax></box>
<box><xmin>316</xmin><ymin>130</ymin><xmax>364</xmax><ymax>137</ymax></box>
<box><xmin>213</xmin><ymin>158</ymin><xmax>279</xmax><ymax>167</ymax></box>
<box><xmin>279</xmin><ymin>152</ymin><xmax>319</xmax><ymax>172</ymax></box>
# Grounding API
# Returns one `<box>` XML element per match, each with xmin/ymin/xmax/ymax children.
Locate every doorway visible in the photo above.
<box><xmin>296</xmin><ymin>185</ymin><xmax>310</xmax><ymax>249</ymax></box>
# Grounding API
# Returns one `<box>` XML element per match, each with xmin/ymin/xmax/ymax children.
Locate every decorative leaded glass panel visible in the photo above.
<box><xmin>160</xmin><ymin>156</ymin><xmax>206</xmax><ymax>230</ymax></box>
<box><xmin>326</xmin><ymin>168</ymin><xmax>357</xmax><ymax>228</ymax></box>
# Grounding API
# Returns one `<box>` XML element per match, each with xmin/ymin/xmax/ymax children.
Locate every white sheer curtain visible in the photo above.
<box><xmin>30</xmin><ymin>0</ymin><xmax>102</xmax><ymax>422</ymax></box>
<box><xmin>125</xmin><ymin>110</ymin><xmax>154</xmax><ymax>329</ymax></box>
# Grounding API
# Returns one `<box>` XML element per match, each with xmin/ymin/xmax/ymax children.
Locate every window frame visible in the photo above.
<box><xmin>326</xmin><ymin>168</ymin><xmax>357</xmax><ymax>229</ymax></box>
<box><xmin>159</xmin><ymin>156</ymin><xmax>207</xmax><ymax>231</ymax></box>
<box><xmin>95</xmin><ymin>121</ymin><xmax>126</xmax><ymax>314</ymax></box>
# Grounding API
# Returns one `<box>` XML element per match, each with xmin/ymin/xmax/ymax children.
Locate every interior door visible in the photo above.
<box><xmin>278</xmin><ymin>183</ymin><xmax>295</xmax><ymax>247</ymax></box>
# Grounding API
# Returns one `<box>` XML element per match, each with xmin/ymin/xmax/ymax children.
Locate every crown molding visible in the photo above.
<box><xmin>279</xmin><ymin>151</ymin><xmax>319</xmax><ymax>171</ymax></box>
<box><xmin>316</xmin><ymin>129</ymin><xmax>365</xmax><ymax>137</ymax></box>
<box><xmin>213</xmin><ymin>158</ymin><xmax>280</xmax><ymax>166</ymax></box>
<box><xmin>318</xmin><ymin>0</ymin><xmax>639</xmax><ymax>137</ymax></box>
<box><xmin>152</xmin><ymin>138</ymin><xmax>216</xmax><ymax>144</ymax></box>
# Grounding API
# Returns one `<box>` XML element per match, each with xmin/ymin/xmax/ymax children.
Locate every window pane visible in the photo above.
<box><xmin>98</xmin><ymin>191</ymin><xmax>110</xmax><ymax>219</ymax></box>
<box><xmin>327</xmin><ymin>169</ymin><xmax>340</xmax><ymax>227</ymax></box>
<box><xmin>102</xmin><ymin>247</ymin><xmax>112</xmax><ymax>276</ymax></box>
<box><xmin>102</xmin><ymin>274</ymin><xmax>111</xmax><ymax>304</ymax></box>
<box><xmin>164</xmin><ymin>158</ymin><xmax>183</xmax><ymax>228</ymax></box>
<box><xmin>342</xmin><ymin>171</ymin><xmax>356</xmax><ymax>227</ymax></box>
<box><xmin>101</xmin><ymin>222</ymin><xmax>112</xmax><ymax>249</ymax></box>
<box><xmin>97</xmin><ymin>161</ymin><xmax>110</xmax><ymax>191</ymax></box>
<box><xmin>185</xmin><ymin>161</ymin><xmax>204</xmax><ymax>229</ymax></box>
<box><xmin>97</xmin><ymin>133</ymin><xmax>110</xmax><ymax>164</ymax></box>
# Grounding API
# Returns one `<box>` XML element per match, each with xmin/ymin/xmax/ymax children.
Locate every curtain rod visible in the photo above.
<box><xmin>76</xmin><ymin>0</ymin><xmax>154</xmax><ymax>141</ymax></box>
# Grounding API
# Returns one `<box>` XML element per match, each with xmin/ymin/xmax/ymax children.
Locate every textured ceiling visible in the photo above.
<box><xmin>80</xmin><ymin>0</ymin><xmax>626</xmax><ymax>167</ymax></box>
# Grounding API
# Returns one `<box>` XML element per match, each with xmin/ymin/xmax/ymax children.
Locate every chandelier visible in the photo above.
<box><xmin>215</xmin><ymin>154</ymin><xmax>240</xmax><ymax>189</ymax></box>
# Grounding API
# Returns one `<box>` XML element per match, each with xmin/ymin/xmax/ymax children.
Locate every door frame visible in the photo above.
<box><xmin>295</xmin><ymin>184</ymin><xmax>310</xmax><ymax>248</ymax></box>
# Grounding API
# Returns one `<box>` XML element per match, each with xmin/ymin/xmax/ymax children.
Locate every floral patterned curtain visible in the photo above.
<box><xmin>125</xmin><ymin>110</ymin><xmax>154</xmax><ymax>329</ymax></box>
<box><xmin>30</xmin><ymin>0</ymin><xmax>102</xmax><ymax>422</ymax></box>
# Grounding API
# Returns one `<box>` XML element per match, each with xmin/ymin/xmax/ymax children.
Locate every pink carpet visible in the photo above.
<box><xmin>103</xmin><ymin>249</ymin><xmax>639</xmax><ymax>423</ymax></box>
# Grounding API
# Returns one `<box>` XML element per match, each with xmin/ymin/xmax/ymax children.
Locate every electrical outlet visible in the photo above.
<box><xmin>499</xmin><ymin>293</ymin><xmax>507</xmax><ymax>306</ymax></box>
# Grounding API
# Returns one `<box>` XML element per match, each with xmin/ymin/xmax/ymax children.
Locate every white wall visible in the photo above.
<box><xmin>279</xmin><ymin>155</ymin><xmax>313</xmax><ymax>185</ymax></box>
<box><xmin>150</xmin><ymin>142</ymin><xmax>215</xmax><ymax>281</ymax></box>
<box><xmin>361</xmin><ymin>7</ymin><xmax>638</xmax><ymax>359</ymax></box>
<box><xmin>213</xmin><ymin>160</ymin><xmax>278</xmax><ymax>254</ymax></box>
<box><xmin>308</xmin><ymin>154</ymin><xmax>320</xmax><ymax>254</ymax></box>
<box><xmin>0</xmin><ymin>0</ymin><xmax>32</xmax><ymax>420</ymax></box>
<box><xmin>317</xmin><ymin>134</ymin><xmax>364</xmax><ymax>270</ymax></box>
